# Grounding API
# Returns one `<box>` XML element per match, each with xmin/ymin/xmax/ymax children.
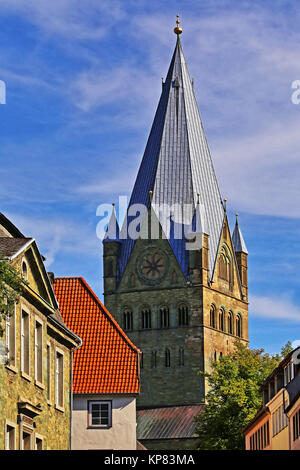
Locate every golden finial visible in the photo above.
<box><xmin>174</xmin><ymin>15</ymin><xmax>183</xmax><ymax>35</ymax></box>
<box><xmin>149</xmin><ymin>190</ymin><xmax>153</xmax><ymax>195</ymax></box>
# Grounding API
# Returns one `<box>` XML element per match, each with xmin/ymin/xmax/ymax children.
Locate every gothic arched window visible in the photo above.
<box><xmin>227</xmin><ymin>311</ymin><xmax>233</xmax><ymax>335</ymax></box>
<box><xmin>159</xmin><ymin>307</ymin><xmax>169</xmax><ymax>328</ymax></box>
<box><xmin>210</xmin><ymin>305</ymin><xmax>216</xmax><ymax>328</ymax></box>
<box><xmin>141</xmin><ymin>308</ymin><xmax>151</xmax><ymax>329</ymax></box>
<box><xmin>178</xmin><ymin>305</ymin><xmax>189</xmax><ymax>326</ymax></box>
<box><xmin>151</xmin><ymin>351</ymin><xmax>157</xmax><ymax>369</ymax></box>
<box><xmin>219</xmin><ymin>308</ymin><xmax>225</xmax><ymax>331</ymax></box>
<box><xmin>236</xmin><ymin>313</ymin><xmax>242</xmax><ymax>338</ymax></box>
<box><xmin>179</xmin><ymin>348</ymin><xmax>184</xmax><ymax>367</ymax></box>
<box><xmin>123</xmin><ymin>309</ymin><xmax>133</xmax><ymax>331</ymax></box>
<box><xmin>218</xmin><ymin>244</ymin><xmax>233</xmax><ymax>285</ymax></box>
<box><xmin>165</xmin><ymin>348</ymin><xmax>171</xmax><ymax>367</ymax></box>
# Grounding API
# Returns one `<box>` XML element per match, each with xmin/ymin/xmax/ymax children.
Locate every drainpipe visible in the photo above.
<box><xmin>69</xmin><ymin>337</ymin><xmax>82</xmax><ymax>450</ymax></box>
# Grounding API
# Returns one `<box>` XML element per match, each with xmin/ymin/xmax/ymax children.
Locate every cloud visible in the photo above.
<box><xmin>250</xmin><ymin>294</ymin><xmax>300</xmax><ymax>323</ymax></box>
<box><xmin>6</xmin><ymin>212</ymin><xmax>99</xmax><ymax>267</ymax></box>
<box><xmin>0</xmin><ymin>0</ymin><xmax>125</xmax><ymax>40</ymax></box>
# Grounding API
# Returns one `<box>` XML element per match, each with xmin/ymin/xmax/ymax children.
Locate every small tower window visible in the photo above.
<box><xmin>210</xmin><ymin>305</ymin><xmax>216</xmax><ymax>328</ymax></box>
<box><xmin>236</xmin><ymin>313</ymin><xmax>242</xmax><ymax>338</ymax></box>
<box><xmin>179</xmin><ymin>348</ymin><xmax>184</xmax><ymax>366</ymax></box>
<box><xmin>151</xmin><ymin>351</ymin><xmax>157</xmax><ymax>369</ymax></box>
<box><xmin>140</xmin><ymin>352</ymin><xmax>144</xmax><ymax>369</ymax></box>
<box><xmin>178</xmin><ymin>305</ymin><xmax>189</xmax><ymax>326</ymax></box>
<box><xmin>142</xmin><ymin>308</ymin><xmax>151</xmax><ymax>329</ymax></box>
<box><xmin>123</xmin><ymin>310</ymin><xmax>133</xmax><ymax>331</ymax></box>
<box><xmin>165</xmin><ymin>348</ymin><xmax>171</xmax><ymax>368</ymax></box>
<box><xmin>159</xmin><ymin>307</ymin><xmax>169</xmax><ymax>328</ymax></box>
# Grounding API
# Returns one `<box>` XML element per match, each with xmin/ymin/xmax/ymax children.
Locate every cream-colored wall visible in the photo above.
<box><xmin>72</xmin><ymin>395</ymin><xmax>137</xmax><ymax>450</ymax></box>
<box><xmin>268</xmin><ymin>389</ymin><xmax>289</xmax><ymax>450</ymax></box>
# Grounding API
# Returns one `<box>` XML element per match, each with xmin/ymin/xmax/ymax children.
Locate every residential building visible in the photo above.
<box><xmin>102</xmin><ymin>20</ymin><xmax>249</xmax><ymax>449</ymax></box>
<box><xmin>53</xmin><ymin>276</ymin><xmax>141</xmax><ymax>450</ymax></box>
<box><xmin>243</xmin><ymin>346</ymin><xmax>300</xmax><ymax>450</ymax></box>
<box><xmin>0</xmin><ymin>213</ymin><xmax>81</xmax><ymax>450</ymax></box>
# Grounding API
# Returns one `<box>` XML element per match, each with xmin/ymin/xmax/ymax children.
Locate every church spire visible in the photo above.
<box><xmin>118</xmin><ymin>23</ymin><xmax>224</xmax><ymax>281</ymax></box>
<box><xmin>232</xmin><ymin>214</ymin><xmax>248</xmax><ymax>254</ymax></box>
<box><xmin>103</xmin><ymin>203</ymin><xmax>121</xmax><ymax>243</ymax></box>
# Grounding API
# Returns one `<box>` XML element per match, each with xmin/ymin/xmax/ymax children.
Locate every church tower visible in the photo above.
<box><xmin>103</xmin><ymin>19</ymin><xmax>249</xmax><ymax>416</ymax></box>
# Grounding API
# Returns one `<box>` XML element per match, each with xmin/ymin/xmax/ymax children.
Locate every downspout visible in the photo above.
<box><xmin>69</xmin><ymin>337</ymin><xmax>82</xmax><ymax>450</ymax></box>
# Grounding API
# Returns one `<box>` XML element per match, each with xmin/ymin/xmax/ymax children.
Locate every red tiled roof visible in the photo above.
<box><xmin>53</xmin><ymin>277</ymin><xmax>140</xmax><ymax>395</ymax></box>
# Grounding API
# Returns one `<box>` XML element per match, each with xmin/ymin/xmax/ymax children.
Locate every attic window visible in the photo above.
<box><xmin>22</xmin><ymin>260</ymin><xmax>28</xmax><ymax>280</ymax></box>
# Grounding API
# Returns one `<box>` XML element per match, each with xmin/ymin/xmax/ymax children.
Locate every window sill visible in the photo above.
<box><xmin>54</xmin><ymin>404</ymin><xmax>65</xmax><ymax>413</ymax></box>
<box><xmin>21</xmin><ymin>371</ymin><xmax>32</xmax><ymax>382</ymax></box>
<box><xmin>34</xmin><ymin>379</ymin><xmax>45</xmax><ymax>390</ymax></box>
<box><xmin>87</xmin><ymin>425</ymin><xmax>111</xmax><ymax>430</ymax></box>
<box><xmin>5</xmin><ymin>363</ymin><xmax>17</xmax><ymax>374</ymax></box>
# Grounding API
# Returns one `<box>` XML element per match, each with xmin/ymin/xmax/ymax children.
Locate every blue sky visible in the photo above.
<box><xmin>0</xmin><ymin>0</ymin><xmax>300</xmax><ymax>354</ymax></box>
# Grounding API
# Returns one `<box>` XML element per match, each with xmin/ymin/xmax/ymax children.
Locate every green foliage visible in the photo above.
<box><xmin>195</xmin><ymin>341</ymin><xmax>291</xmax><ymax>450</ymax></box>
<box><xmin>0</xmin><ymin>252</ymin><xmax>24</xmax><ymax>335</ymax></box>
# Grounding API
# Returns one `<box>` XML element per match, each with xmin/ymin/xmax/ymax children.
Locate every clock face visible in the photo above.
<box><xmin>140</xmin><ymin>252</ymin><xmax>166</xmax><ymax>281</ymax></box>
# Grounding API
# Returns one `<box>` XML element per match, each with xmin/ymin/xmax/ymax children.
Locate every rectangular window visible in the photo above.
<box><xmin>22</xmin><ymin>431</ymin><xmax>32</xmax><ymax>450</ymax></box>
<box><xmin>55</xmin><ymin>351</ymin><xmax>64</xmax><ymax>408</ymax></box>
<box><xmin>293</xmin><ymin>410</ymin><xmax>300</xmax><ymax>441</ymax></box>
<box><xmin>6</xmin><ymin>304</ymin><xmax>16</xmax><ymax>367</ymax></box>
<box><xmin>47</xmin><ymin>344</ymin><xmax>51</xmax><ymax>401</ymax></box>
<box><xmin>5</xmin><ymin>424</ymin><xmax>15</xmax><ymax>450</ymax></box>
<box><xmin>35</xmin><ymin>319</ymin><xmax>43</xmax><ymax>384</ymax></box>
<box><xmin>21</xmin><ymin>310</ymin><xmax>30</xmax><ymax>375</ymax></box>
<box><xmin>35</xmin><ymin>436</ymin><xmax>43</xmax><ymax>450</ymax></box>
<box><xmin>88</xmin><ymin>401</ymin><xmax>111</xmax><ymax>427</ymax></box>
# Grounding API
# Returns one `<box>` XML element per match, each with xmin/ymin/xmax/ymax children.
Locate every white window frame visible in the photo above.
<box><xmin>47</xmin><ymin>342</ymin><xmax>52</xmax><ymax>404</ymax></box>
<box><xmin>88</xmin><ymin>400</ymin><xmax>112</xmax><ymax>428</ymax></box>
<box><xmin>5</xmin><ymin>303</ymin><xmax>16</xmax><ymax>369</ymax></box>
<box><xmin>5</xmin><ymin>420</ymin><xmax>16</xmax><ymax>450</ymax></box>
<box><xmin>34</xmin><ymin>316</ymin><xmax>44</xmax><ymax>387</ymax></box>
<box><xmin>55</xmin><ymin>347</ymin><xmax>64</xmax><ymax>411</ymax></box>
<box><xmin>35</xmin><ymin>433</ymin><xmax>43</xmax><ymax>450</ymax></box>
<box><xmin>20</xmin><ymin>306</ymin><xmax>31</xmax><ymax>379</ymax></box>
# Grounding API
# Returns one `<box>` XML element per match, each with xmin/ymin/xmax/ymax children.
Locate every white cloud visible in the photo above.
<box><xmin>250</xmin><ymin>294</ymin><xmax>300</xmax><ymax>323</ymax></box>
<box><xmin>6</xmin><ymin>213</ymin><xmax>99</xmax><ymax>267</ymax></box>
<box><xmin>0</xmin><ymin>0</ymin><xmax>124</xmax><ymax>40</ymax></box>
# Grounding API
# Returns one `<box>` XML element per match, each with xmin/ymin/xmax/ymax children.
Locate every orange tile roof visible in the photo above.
<box><xmin>53</xmin><ymin>277</ymin><xmax>140</xmax><ymax>395</ymax></box>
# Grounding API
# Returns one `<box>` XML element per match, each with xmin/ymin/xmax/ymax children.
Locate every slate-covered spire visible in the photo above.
<box><xmin>232</xmin><ymin>214</ymin><xmax>248</xmax><ymax>254</ymax></box>
<box><xmin>103</xmin><ymin>204</ymin><xmax>121</xmax><ymax>243</ymax></box>
<box><xmin>118</xmin><ymin>29</ymin><xmax>224</xmax><ymax>280</ymax></box>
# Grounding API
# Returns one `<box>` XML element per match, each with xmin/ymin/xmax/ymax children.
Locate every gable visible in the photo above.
<box><xmin>12</xmin><ymin>242</ymin><xmax>57</xmax><ymax>309</ymax></box>
<box><xmin>211</xmin><ymin>216</ymin><xmax>243</xmax><ymax>299</ymax></box>
<box><xmin>117</xmin><ymin>214</ymin><xmax>187</xmax><ymax>293</ymax></box>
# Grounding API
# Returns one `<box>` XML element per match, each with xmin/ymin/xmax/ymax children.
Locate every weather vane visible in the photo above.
<box><xmin>174</xmin><ymin>15</ymin><xmax>183</xmax><ymax>35</ymax></box>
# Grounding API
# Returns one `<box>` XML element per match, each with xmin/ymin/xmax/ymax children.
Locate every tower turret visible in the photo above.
<box><xmin>103</xmin><ymin>204</ymin><xmax>121</xmax><ymax>297</ymax></box>
<box><xmin>232</xmin><ymin>214</ymin><xmax>248</xmax><ymax>300</ymax></box>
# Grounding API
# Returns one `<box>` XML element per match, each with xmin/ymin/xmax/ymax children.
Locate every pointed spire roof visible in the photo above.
<box><xmin>118</xmin><ymin>33</ymin><xmax>224</xmax><ymax>280</ymax></box>
<box><xmin>103</xmin><ymin>204</ymin><xmax>121</xmax><ymax>243</ymax></box>
<box><xmin>232</xmin><ymin>214</ymin><xmax>248</xmax><ymax>254</ymax></box>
